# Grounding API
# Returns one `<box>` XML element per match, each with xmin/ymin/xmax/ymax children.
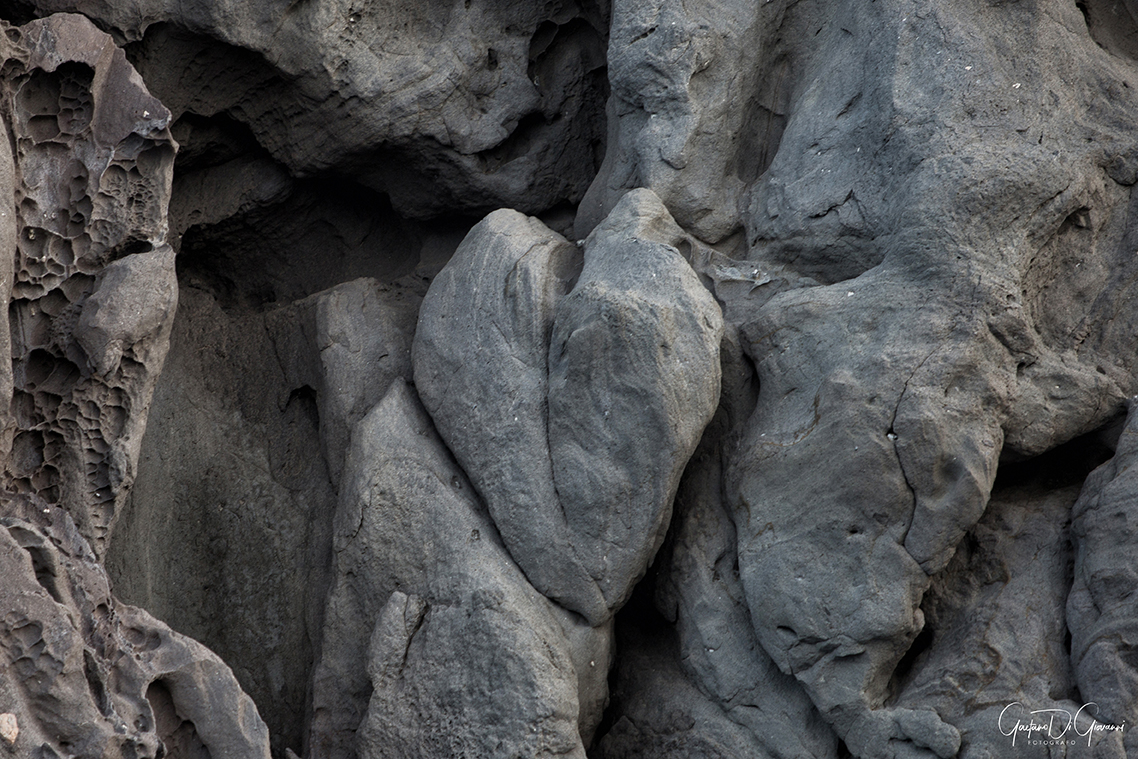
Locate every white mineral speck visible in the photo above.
<box><xmin>0</xmin><ymin>713</ymin><xmax>17</xmax><ymax>745</ymax></box>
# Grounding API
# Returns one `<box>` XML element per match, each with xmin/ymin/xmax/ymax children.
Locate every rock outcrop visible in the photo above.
<box><xmin>412</xmin><ymin>188</ymin><xmax>723</xmax><ymax>624</ymax></box>
<box><xmin>4</xmin><ymin>1</ymin><xmax>1138</xmax><ymax>758</ymax></box>
<box><xmin>311</xmin><ymin>381</ymin><xmax>607</xmax><ymax>759</ymax></box>
<box><xmin>3</xmin><ymin>13</ymin><xmax>178</xmax><ymax>560</ymax></box>
<box><xmin>1069</xmin><ymin>406</ymin><xmax>1138</xmax><ymax>753</ymax></box>
<box><xmin>0</xmin><ymin>12</ymin><xmax>274</xmax><ymax>758</ymax></box>
<box><xmin>1</xmin><ymin>500</ymin><xmax>271</xmax><ymax>758</ymax></box>
<box><xmin>33</xmin><ymin>0</ymin><xmax>610</xmax><ymax>219</ymax></box>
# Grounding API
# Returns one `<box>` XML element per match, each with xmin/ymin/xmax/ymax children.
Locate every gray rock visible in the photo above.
<box><xmin>35</xmin><ymin>0</ymin><xmax>609</xmax><ymax>218</ymax></box>
<box><xmin>651</xmin><ymin>327</ymin><xmax>838</xmax><ymax>759</ymax></box>
<box><xmin>547</xmin><ymin>189</ymin><xmax>725</xmax><ymax>613</ymax></box>
<box><xmin>107</xmin><ymin>277</ymin><xmax>422</xmax><ymax>753</ymax></box>
<box><xmin>710</xmin><ymin>2</ymin><xmax>1138</xmax><ymax>755</ymax></box>
<box><xmin>75</xmin><ymin>244</ymin><xmax>177</xmax><ymax>379</ymax></box>
<box><xmin>1069</xmin><ymin>405</ymin><xmax>1138</xmax><ymax>732</ymax></box>
<box><xmin>359</xmin><ymin>587</ymin><xmax>587</xmax><ymax>759</ymax></box>
<box><xmin>576</xmin><ymin>0</ymin><xmax>772</xmax><ymax>242</ymax></box>
<box><xmin>168</xmin><ymin>155</ymin><xmax>293</xmax><ymax>238</ymax></box>
<box><xmin>313</xmin><ymin>277</ymin><xmax>421</xmax><ymax>483</ymax></box>
<box><xmin>105</xmin><ymin>284</ymin><xmax>334</xmax><ymax>755</ymax></box>
<box><xmin>1</xmin><ymin>13</ymin><xmax>178</xmax><ymax>559</ymax></box>
<box><xmin>107</xmin><ymin>286</ymin><xmax>336</xmax><ymax>755</ymax></box>
<box><xmin>898</xmin><ymin>471</ymin><xmax>1126</xmax><ymax>757</ymax></box>
<box><xmin>414</xmin><ymin>189</ymin><xmax>722</xmax><ymax>625</ymax></box>
<box><xmin>311</xmin><ymin>381</ymin><xmax>595</xmax><ymax>759</ymax></box>
<box><xmin>0</xmin><ymin>502</ymin><xmax>271</xmax><ymax>759</ymax></box>
<box><xmin>412</xmin><ymin>207</ymin><xmax>603</xmax><ymax>618</ymax></box>
<box><xmin>596</xmin><ymin>619</ymin><xmax>778</xmax><ymax>759</ymax></box>
<box><xmin>555</xmin><ymin>609</ymin><xmax>615</xmax><ymax>748</ymax></box>
<box><xmin>8</xmin><ymin>0</ymin><xmax>1138</xmax><ymax>756</ymax></box>
<box><xmin>0</xmin><ymin>59</ymin><xmax>16</xmax><ymax>474</ymax></box>
<box><xmin>174</xmin><ymin>176</ymin><xmax>428</xmax><ymax>309</ymax></box>
<box><xmin>726</xmin><ymin>270</ymin><xmax>998</xmax><ymax>759</ymax></box>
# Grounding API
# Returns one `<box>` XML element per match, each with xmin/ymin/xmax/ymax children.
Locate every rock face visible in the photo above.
<box><xmin>1069</xmin><ymin>406</ymin><xmax>1138</xmax><ymax>749</ymax></box>
<box><xmin>899</xmin><ymin>448</ymin><xmax>1125</xmax><ymax>759</ymax></box>
<box><xmin>412</xmin><ymin>188</ymin><xmax>723</xmax><ymax>624</ymax></box>
<box><xmin>310</xmin><ymin>381</ymin><xmax>604</xmax><ymax>759</ymax></box>
<box><xmin>0</xmin><ymin>12</ymin><xmax>273</xmax><ymax>759</ymax></box>
<box><xmin>3</xmin><ymin>13</ymin><xmax>178</xmax><ymax>560</ymax></box>
<box><xmin>715</xmin><ymin>2</ymin><xmax>1138</xmax><ymax>754</ymax></box>
<box><xmin>33</xmin><ymin>0</ymin><xmax>610</xmax><ymax>219</ymax></box>
<box><xmin>4</xmin><ymin>1</ymin><xmax>1138</xmax><ymax>758</ymax></box>
<box><xmin>105</xmin><ymin>279</ymin><xmax>422</xmax><ymax>753</ymax></box>
<box><xmin>1</xmin><ymin>500</ymin><xmax>271</xmax><ymax>758</ymax></box>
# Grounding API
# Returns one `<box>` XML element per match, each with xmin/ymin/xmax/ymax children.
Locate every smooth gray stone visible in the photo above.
<box><xmin>311</xmin><ymin>381</ymin><xmax>599</xmax><ymax>759</ymax></box>
<box><xmin>414</xmin><ymin>189</ymin><xmax>722</xmax><ymax>624</ymax></box>
<box><xmin>548</xmin><ymin>189</ymin><xmax>724</xmax><ymax>614</ymax></box>
<box><xmin>412</xmin><ymin>208</ymin><xmax>603</xmax><ymax>619</ymax></box>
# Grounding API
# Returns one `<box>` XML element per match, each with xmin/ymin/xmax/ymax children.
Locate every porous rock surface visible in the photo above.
<box><xmin>0</xmin><ymin>12</ymin><xmax>274</xmax><ymax>758</ymax></box>
<box><xmin>1</xmin><ymin>499</ymin><xmax>270</xmax><ymax>758</ymax></box>
<box><xmin>3</xmin><ymin>12</ymin><xmax>178</xmax><ymax>560</ymax></box>
<box><xmin>4</xmin><ymin>0</ymin><xmax>1138</xmax><ymax>758</ymax></box>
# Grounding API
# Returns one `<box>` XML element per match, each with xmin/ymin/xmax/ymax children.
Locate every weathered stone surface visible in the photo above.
<box><xmin>168</xmin><ymin>155</ymin><xmax>292</xmax><ymax>238</ymax></box>
<box><xmin>414</xmin><ymin>188</ymin><xmax>723</xmax><ymax>624</ymax></box>
<box><xmin>74</xmin><ymin>245</ymin><xmax>176</xmax><ymax>379</ymax></box>
<box><xmin>1</xmin><ymin>12</ymin><xmax>178</xmax><ymax>559</ymax></box>
<box><xmin>650</xmin><ymin>328</ymin><xmax>839</xmax><ymax>759</ymax></box>
<box><xmin>706</xmin><ymin>2</ymin><xmax>1138</xmax><ymax>755</ymax></box>
<box><xmin>175</xmin><ymin>175</ymin><xmax>428</xmax><ymax>310</ymax></box>
<box><xmin>727</xmin><ymin>273</ymin><xmax>997</xmax><ymax>759</ymax></box>
<box><xmin>1069</xmin><ymin>405</ymin><xmax>1138</xmax><ymax>736</ymax></box>
<box><xmin>107</xmin><ymin>286</ymin><xmax>337</xmax><ymax>755</ymax></box>
<box><xmin>895</xmin><ymin>445</ymin><xmax>1128</xmax><ymax>758</ymax></box>
<box><xmin>107</xmin><ymin>277</ymin><xmax>422</xmax><ymax>754</ymax></box>
<box><xmin>548</xmin><ymin>190</ymin><xmax>724</xmax><ymax>611</ymax></box>
<box><xmin>0</xmin><ymin>42</ymin><xmax>18</xmax><ymax>479</ymax></box>
<box><xmin>313</xmin><ymin>277</ymin><xmax>421</xmax><ymax>483</ymax></box>
<box><xmin>31</xmin><ymin>0</ymin><xmax>609</xmax><ymax>218</ymax></box>
<box><xmin>939</xmin><ymin>490</ymin><xmax>1105</xmax><ymax>758</ymax></box>
<box><xmin>597</xmin><ymin>610</ymin><xmax>779</xmax><ymax>759</ymax></box>
<box><xmin>311</xmin><ymin>381</ymin><xmax>601</xmax><ymax>759</ymax></box>
<box><xmin>576</xmin><ymin>0</ymin><xmax>769</xmax><ymax>242</ymax></box>
<box><xmin>412</xmin><ymin>207</ymin><xmax>601</xmax><ymax>617</ymax></box>
<box><xmin>0</xmin><ymin>14</ymin><xmax>278</xmax><ymax>759</ymax></box>
<box><xmin>0</xmin><ymin>499</ymin><xmax>270</xmax><ymax>758</ymax></box>
<box><xmin>7</xmin><ymin>1</ymin><xmax>1138</xmax><ymax>757</ymax></box>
